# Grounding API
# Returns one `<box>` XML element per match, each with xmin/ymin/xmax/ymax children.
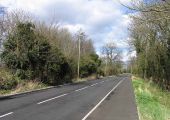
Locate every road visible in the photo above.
<box><xmin>0</xmin><ymin>75</ymin><xmax>138</xmax><ymax>120</ymax></box>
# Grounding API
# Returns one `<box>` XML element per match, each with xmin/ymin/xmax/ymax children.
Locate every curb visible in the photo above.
<box><xmin>0</xmin><ymin>83</ymin><xmax>71</xmax><ymax>100</ymax></box>
<box><xmin>0</xmin><ymin>76</ymin><xmax>116</xmax><ymax>100</ymax></box>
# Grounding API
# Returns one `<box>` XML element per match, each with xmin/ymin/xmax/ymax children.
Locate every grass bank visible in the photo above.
<box><xmin>0</xmin><ymin>68</ymin><xmax>98</xmax><ymax>95</ymax></box>
<box><xmin>132</xmin><ymin>76</ymin><xmax>170</xmax><ymax>120</ymax></box>
<box><xmin>0</xmin><ymin>68</ymin><xmax>48</xmax><ymax>95</ymax></box>
<box><xmin>0</xmin><ymin>81</ymin><xmax>48</xmax><ymax>95</ymax></box>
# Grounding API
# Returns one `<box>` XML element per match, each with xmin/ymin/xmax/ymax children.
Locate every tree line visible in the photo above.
<box><xmin>128</xmin><ymin>0</ymin><xmax>170</xmax><ymax>90</ymax></box>
<box><xmin>0</xmin><ymin>11</ymin><xmax>103</xmax><ymax>89</ymax></box>
<box><xmin>0</xmin><ymin>10</ymin><xmax>124</xmax><ymax>90</ymax></box>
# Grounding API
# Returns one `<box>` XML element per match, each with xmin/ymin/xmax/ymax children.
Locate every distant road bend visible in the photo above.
<box><xmin>0</xmin><ymin>75</ymin><xmax>138</xmax><ymax>120</ymax></box>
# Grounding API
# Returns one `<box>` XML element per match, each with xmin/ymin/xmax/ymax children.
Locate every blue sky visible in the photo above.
<box><xmin>1</xmin><ymin>0</ymin><xmax>135</xmax><ymax>61</ymax></box>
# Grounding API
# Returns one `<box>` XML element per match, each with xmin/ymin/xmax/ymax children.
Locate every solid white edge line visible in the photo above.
<box><xmin>37</xmin><ymin>93</ymin><xmax>68</xmax><ymax>105</ymax></box>
<box><xmin>0</xmin><ymin>112</ymin><xmax>13</xmax><ymax>118</ymax></box>
<box><xmin>81</xmin><ymin>80</ymin><xmax>124</xmax><ymax>120</ymax></box>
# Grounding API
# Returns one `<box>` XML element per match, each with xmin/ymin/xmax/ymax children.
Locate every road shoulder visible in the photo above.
<box><xmin>86</xmin><ymin>77</ymin><xmax>139</xmax><ymax>120</ymax></box>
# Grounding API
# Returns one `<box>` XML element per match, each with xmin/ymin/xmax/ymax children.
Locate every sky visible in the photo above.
<box><xmin>0</xmin><ymin>0</ymin><xmax>135</xmax><ymax>61</ymax></box>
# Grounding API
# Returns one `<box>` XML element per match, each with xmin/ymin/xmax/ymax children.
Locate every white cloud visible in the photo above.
<box><xmin>62</xmin><ymin>24</ymin><xmax>85</xmax><ymax>33</ymax></box>
<box><xmin>119</xmin><ymin>0</ymin><xmax>132</xmax><ymax>4</ymax></box>
<box><xmin>1</xmin><ymin>0</ymin><xmax>132</xmax><ymax>61</ymax></box>
<box><xmin>122</xmin><ymin>50</ymin><xmax>136</xmax><ymax>62</ymax></box>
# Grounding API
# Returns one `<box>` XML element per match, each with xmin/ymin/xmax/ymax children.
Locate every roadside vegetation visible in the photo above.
<box><xmin>126</xmin><ymin>1</ymin><xmax>170</xmax><ymax>119</ymax></box>
<box><xmin>132</xmin><ymin>76</ymin><xmax>170</xmax><ymax>120</ymax></box>
<box><xmin>0</xmin><ymin>10</ymin><xmax>123</xmax><ymax>95</ymax></box>
<box><xmin>127</xmin><ymin>0</ymin><xmax>170</xmax><ymax>90</ymax></box>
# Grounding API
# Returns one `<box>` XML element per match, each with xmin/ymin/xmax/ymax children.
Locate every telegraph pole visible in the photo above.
<box><xmin>77</xmin><ymin>30</ymin><xmax>84</xmax><ymax>80</ymax></box>
<box><xmin>77</xmin><ymin>33</ymin><xmax>81</xmax><ymax>80</ymax></box>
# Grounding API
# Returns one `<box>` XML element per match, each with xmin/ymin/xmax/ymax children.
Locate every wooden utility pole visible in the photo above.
<box><xmin>77</xmin><ymin>33</ymin><xmax>81</xmax><ymax>80</ymax></box>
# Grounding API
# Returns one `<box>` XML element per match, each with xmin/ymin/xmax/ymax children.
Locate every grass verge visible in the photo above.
<box><xmin>0</xmin><ymin>68</ymin><xmax>48</xmax><ymax>95</ymax></box>
<box><xmin>132</xmin><ymin>76</ymin><xmax>170</xmax><ymax>120</ymax></box>
<box><xmin>0</xmin><ymin>81</ymin><xmax>48</xmax><ymax>95</ymax></box>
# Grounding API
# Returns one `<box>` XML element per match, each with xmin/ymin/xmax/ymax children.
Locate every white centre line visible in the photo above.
<box><xmin>37</xmin><ymin>80</ymin><xmax>108</xmax><ymax>104</ymax></box>
<box><xmin>37</xmin><ymin>93</ymin><xmax>68</xmax><ymax>105</ymax></box>
<box><xmin>75</xmin><ymin>86</ymin><xmax>89</xmax><ymax>92</ymax></box>
<box><xmin>100</xmin><ymin>81</ymin><xmax>105</xmax><ymax>83</ymax></box>
<box><xmin>76</xmin><ymin>81</ymin><xmax>106</xmax><ymax>91</ymax></box>
<box><xmin>0</xmin><ymin>112</ymin><xmax>13</xmax><ymax>118</ymax></box>
<box><xmin>81</xmin><ymin>80</ymin><xmax>124</xmax><ymax>120</ymax></box>
<box><xmin>90</xmin><ymin>83</ymin><xmax>99</xmax><ymax>87</ymax></box>
<box><xmin>90</xmin><ymin>80</ymin><xmax>106</xmax><ymax>87</ymax></box>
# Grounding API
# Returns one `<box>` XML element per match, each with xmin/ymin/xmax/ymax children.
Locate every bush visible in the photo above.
<box><xmin>0</xmin><ymin>68</ymin><xmax>20</xmax><ymax>90</ymax></box>
<box><xmin>46</xmin><ymin>47</ymin><xmax>73</xmax><ymax>85</ymax></box>
<box><xmin>80</xmin><ymin>54</ymin><xmax>101</xmax><ymax>78</ymax></box>
<box><xmin>15</xmin><ymin>69</ymin><xmax>34</xmax><ymax>80</ymax></box>
<box><xmin>1</xmin><ymin>21</ymin><xmax>101</xmax><ymax>85</ymax></box>
<box><xmin>1</xmin><ymin>22</ymin><xmax>73</xmax><ymax>85</ymax></box>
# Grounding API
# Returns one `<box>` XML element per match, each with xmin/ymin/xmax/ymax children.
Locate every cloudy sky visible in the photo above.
<box><xmin>1</xmin><ymin>0</ymin><xmax>134</xmax><ymax>61</ymax></box>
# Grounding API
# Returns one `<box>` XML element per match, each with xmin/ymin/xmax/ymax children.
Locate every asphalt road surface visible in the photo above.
<box><xmin>0</xmin><ymin>75</ymin><xmax>138</xmax><ymax>120</ymax></box>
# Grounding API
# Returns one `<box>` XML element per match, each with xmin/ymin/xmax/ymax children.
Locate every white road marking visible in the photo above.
<box><xmin>76</xmin><ymin>81</ymin><xmax>105</xmax><ymax>91</ymax></box>
<box><xmin>90</xmin><ymin>83</ymin><xmax>99</xmax><ymax>87</ymax></box>
<box><xmin>100</xmin><ymin>81</ymin><xmax>105</xmax><ymax>83</ymax></box>
<box><xmin>0</xmin><ymin>112</ymin><xmax>13</xmax><ymax>118</ymax></box>
<box><xmin>37</xmin><ymin>80</ymin><xmax>108</xmax><ymax>104</ymax></box>
<box><xmin>75</xmin><ymin>86</ymin><xmax>89</xmax><ymax>92</ymax></box>
<box><xmin>90</xmin><ymin>80</ymin><xmax>106</xmax><ymax>87</ymax></box>
<box><xmin>37</xmin><ymin>93</ymin><xmax>68</xmax><ymax>104</ymax></box>
<box><xmin>81</xmin><ymin>80</ymin><xmax>124</xmax><ymax>120</ymax></box>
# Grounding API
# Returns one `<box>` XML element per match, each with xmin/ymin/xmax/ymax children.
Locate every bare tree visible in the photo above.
<box><xmin>102</xmin><ymin>42</ymin><xmax>121</xmax><ymax>63</ymax></box>
<box><xmin>128</xmin><ymin>0</ymin><xmax>170</xmax><ymax>89</ymax></box>
<box><xmin>101</xmin><ymin>42</ymin><xmax>122</xmax><ymax>75</ymax></box>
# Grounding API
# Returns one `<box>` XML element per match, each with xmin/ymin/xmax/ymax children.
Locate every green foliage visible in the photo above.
<box><xmin>0</xmin><ymin>68</ymin><xmax>20</xmax><ymax>90</ymax></box>
<box><xmin>0</xmin><ymin>11</ymin><xmax>102</xmax><ymax>94</ymax></box>
<box><xmin>0</xmin><ymin>77</ymin><xmax>18</xmax><ymax>90</ymax></box>
<box><xmin>129</xmin><ymin>1</ymin><xmax>170</xmax><ymax>90</ymax></box>
<box><xmin>0</xmin><ymin>15</ymin><xmax>101</xmax><ymax>89</ymax></box>
<box><xmin>2</xmin><ymin>23</ymin><xmax>35</xmax><ymax>70</ymax></box>
<box><xmin>80</xmin><ymin>54</ymin><xmax>101</xmax><ymax>78</ymax></box>
<box><xmin>47</xmin><ymin>47</ymin><xmax>72</xmax><ymax>85</ymax></box>
<box><xmin>1</xmin><ymin>22</ymin><xmax>72</xmax><ymax>85</ymax></box>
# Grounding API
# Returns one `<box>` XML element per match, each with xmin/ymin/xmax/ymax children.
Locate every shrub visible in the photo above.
<box><xmin>46</xmin><ymin>47</ymin><xmax>73</xmax><ymax>85</ymax></box>
<box><xmin>1</xmin><ymin>22</ymin><xmax>73</xmax><ymax>85</ymax></box>
<box><xmin>80</xmin><ymin>54</ymin><xmax>101</xmax><ymax>78</ymax></box>
<box><xmin>0</xmin><ymin>68</ymin><xmax>20</xmax><ymax>90</ymax></box>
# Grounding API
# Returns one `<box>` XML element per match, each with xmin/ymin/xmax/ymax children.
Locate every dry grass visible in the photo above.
<box><xmin>0</xmin><ymin>80</ymin><xmax>47</xmax><ymax>95</ymax></box>
<box><xmin>0</xmin><ymin>67</ymin><xmax>48</xmax><ymax>95</ymax></box>
<box><xmin>10</xmin><ymin>81</ymin><xmax>47</xmax><ymax>94</ymax></box>
<box><xmin>73</xmin><ymin>74</ymin><xmax>97</xmax><ymax>83</ymax></box>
